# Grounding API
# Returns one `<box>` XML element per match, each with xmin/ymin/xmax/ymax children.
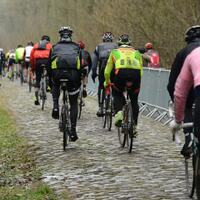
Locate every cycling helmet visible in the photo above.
<box><xmin>17</xmin><ymin>44</ymin><xmax>23</xmax><ymax>48</ymax></box>
<box><xmin>102</xmin><ymin>32</ymin><xmax>114</xmax><ymax>42</ymax></box>
<box><xmin>145</xmin><ymin>42</ymin><xmax>153</xmax><ymax>49</ymax></box>
<box><xmin>78</xmin><ymin>40</ymin><xmax>85</xmax><ymax>49</ymax></box>
<box><xmin>59</xmin><ymin>26</ymin><xmax>73</xmax><ymax>37</ymax></box>
<box><xmin>185</xmin><ymin>25</ymin><xmax>200</xmax><ymax>43</ymax></box>
<box><xmin>117</xmin><ymin>34</ymin><xmax>131</xmax><ymax>46</ymax></box>
<box><xmin>41</xmin><ymin>35</ymin><xmax>50</xmax><ymax>41</ymax></box>
<box><xmin>27</xmin><ymin>41</ymin><xmax>34</xmax><ymax>46</ymax></box>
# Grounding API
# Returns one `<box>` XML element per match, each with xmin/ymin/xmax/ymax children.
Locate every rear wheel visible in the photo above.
<box><xmin>41</xmin><ymin>80</ymin><xmax>46</xmax><ymax>110</ymax></box>
<box><xmin>61</xmin><ymin>105</ymin><xmax>69</xmax><ymax>150</ymax></box>
<box><xmin>118</xmin><ymin>126</ymin><xmax>126</xmax><ymax>148</ymax></box>
<box><xmin>78</xmin><ymin>88</ymin><xmax>83</xmax><ymax>119</ymax></box>
<box><xmin>127</xmin><ymin>103</ymin><xmax>134</xmax><ymax>153</ymax></box>
<box><xmin>104</xmin><ymin>95</ymin><xmax>113</xmax><ymax>131</ymax></box>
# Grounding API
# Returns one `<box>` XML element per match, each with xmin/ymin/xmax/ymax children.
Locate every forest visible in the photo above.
<box><xmin>0</xmin><ymin>0</ymin><xmax>199</xmax><ymax>67</ymax></box>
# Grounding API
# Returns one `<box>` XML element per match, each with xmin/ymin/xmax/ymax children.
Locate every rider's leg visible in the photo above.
<box><xmin>51</xmin><ymin>70</ymin><xmax>60</xmax><ymax>119</ymax></box>
<box><xmin>96</xmin><ymin>68</ymin><xmax>105</xmax><ymax>116</ymax></box>
<box><xmin>34</xmin><ymin>64</ymin><xmax>42</xmax><ymax>105</ymax></box>
<box><xmin>69</xmin><ymin>92</ymin><xmax>79</xmax><ymax>137</ymax></box>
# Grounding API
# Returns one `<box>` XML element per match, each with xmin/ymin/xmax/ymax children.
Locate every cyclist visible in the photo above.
<box><xmin>77</xmin><ymin>40</ymin><xmax>92</xmax><ymax>99</ymax></box>
<box><xmin>104</xmin><ymin>34</ymin><xmax>143</xmax><ymax>132</ymax></box>
<box><xmin>143</xmin><ymin>42</ymin><xmax>160</xmax><ymax>68</ymax></box>
<box><xmin>167</xmin><ymin>26</ymin><xmax>200</xmax><ymax>157</ymax></box>
<box><xmin>48</xmin><ymin>26</ymin><xmax>82</xmax><ymax>142</ymax></box>
<box><xmin>30</xmin><ymin>35</ymin><xmax>52</xmax><ymax>105</ymax></box>
<box><xmin>24</xmin><ymin>41</ymin><xmax>34</xmax><ymax>82</ymax></box>
<box><xmin>7</xmin><ymin>49</ymin><xmax>16</xmax><ymax>79</ymax></box>
<box><xmin>15</xmin><ymin>45</ymin><xmax>25</xmax><ymax>81</ymax></box>
<box><xmin>91</xmin><ymin>32</ymin><xmax>117</xmax><ymax>116</ymax></box>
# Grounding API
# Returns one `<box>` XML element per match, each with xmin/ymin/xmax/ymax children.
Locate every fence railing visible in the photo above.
<box><xmin>87</xmin><ymin>67</ymin><xmax>172</xmax><ymax>124</ymax></box>
<box><xmin>139</xmin><ymin>67</ymin><xmax>170</xmax><ymax>109</ymax></box>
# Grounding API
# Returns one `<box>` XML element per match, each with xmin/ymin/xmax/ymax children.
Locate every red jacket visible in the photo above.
<box><xmin>30</xmin><ymin>42</ymin><xmax>52</xmax><ymax>71</ymax></box>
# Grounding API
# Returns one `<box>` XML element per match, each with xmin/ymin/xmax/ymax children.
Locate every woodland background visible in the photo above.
<box><xmin>0</xmin><ymin>0</ymin><xmax>199</xmax><ymax>68</ymax></box>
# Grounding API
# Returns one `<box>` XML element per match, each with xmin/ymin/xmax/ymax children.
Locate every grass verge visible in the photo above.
<box><xmin>0</xmin><ymin>100</ymin><xmax>58</xmax><ymax>200</ymax></box>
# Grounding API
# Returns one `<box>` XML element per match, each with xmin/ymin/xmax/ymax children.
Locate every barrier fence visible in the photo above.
<box><xmin>87</xmin><ymin>67</ymin><xmax>172</xmax><ymax>124</ymax></box>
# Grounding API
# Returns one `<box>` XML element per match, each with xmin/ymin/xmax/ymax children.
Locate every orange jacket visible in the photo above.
<box><xmin>30</xmin><ymin>42</ymin><xmax>52</xmax><ymax>71</ymax></box>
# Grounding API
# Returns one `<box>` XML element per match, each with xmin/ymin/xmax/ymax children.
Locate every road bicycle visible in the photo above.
<box><xmin>117</xmin><ymin>82</ymin><xmax>137</xmax><ymax>153</ymax></box>
<box><xmin>59</xmin><ymin>78</ymin><xmax>71</xmax><ymax>150</ymax></box>
<box><xmin>169</xmin><ymin>101</ymin><xmax>200</xmax><ymax>199</ymax></box>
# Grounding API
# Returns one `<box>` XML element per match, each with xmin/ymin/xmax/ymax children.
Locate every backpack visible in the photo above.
<box><xmin>98</xmin><ymin>42</ymin><xmax>117</xmax><ymax>60</ymax></box>
<box><xmin>37</xmin><ymin>40</ymin><xmax>48</xmax><ymax>50</ymax></box>
<box><xmin>52</xmin><ymin>42</ymin><xmax>81</xmax><ymax>70</ymax></box>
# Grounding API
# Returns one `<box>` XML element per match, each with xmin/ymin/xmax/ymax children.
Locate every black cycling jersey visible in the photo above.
<box><xmin>167</xmin><ymin>40</ymin><xmax>200</xmax><ymax>107</ymax></box>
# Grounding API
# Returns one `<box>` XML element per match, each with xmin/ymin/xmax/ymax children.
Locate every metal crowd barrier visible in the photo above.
<box><xmin>87</xmin><ymin>67</ymin><xmax>172</xmax><ymax>125</ymax></box>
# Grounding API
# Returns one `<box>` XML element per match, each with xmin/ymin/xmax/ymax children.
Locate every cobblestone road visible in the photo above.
<box><xmin>0</xmin><ymin>79</ymin><xmax>195</xmax><ymax>200</ymax></box>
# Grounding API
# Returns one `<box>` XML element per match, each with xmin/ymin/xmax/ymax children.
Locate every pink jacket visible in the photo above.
<box><xmin>174</xmin><ymin>46</ymin><xmax>200</xmax><ymax>122</ymax></box>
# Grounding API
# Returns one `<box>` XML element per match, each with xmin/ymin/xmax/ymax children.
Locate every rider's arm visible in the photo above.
<box><xmin>174</xmin><ymin>52</ymin><xmax>199</xmax><ymax>123</ymax></box>
<box><xmin>167</xmin><ymin>51</ymin><xmax>183</xmax><ymax>101</ymax></box>
<box><xmin>104</xmin><ymin>51</ymin><xmax>114</xmax><ymax>84</ymax></box>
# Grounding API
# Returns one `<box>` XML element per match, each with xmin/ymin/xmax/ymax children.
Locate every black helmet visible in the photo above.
<box><xmin>17</xmin><ymin>44</ymin><xmax>23</xmax><ymax>48</ymax></box>
<box><xmin>41</xmin><ymin>35</ymin><xmax>50</xmax><ymax>41</ymax></box>
<box><xmin>117</xmin><ymin>34</ymin><xmax>131</xmax><ymax>46</ymax></box>
<box><xmin>185</xmin><ymin>25</ymin><xmax>200</xmax><ymax>43</ymax></box>
<box><xmin>102</xmin><ymin>32</ymin><xmax>114</xmax><ymax>42</ymax></box>
<box><xmin>27</xmin><ymin>41</ymin><xmax>34</xmax><ymax>46</ymax></box>
<box><xmin>59</xmin><ymin>26</ymin><xmax>73</xmax><ymax>37</ymax></box>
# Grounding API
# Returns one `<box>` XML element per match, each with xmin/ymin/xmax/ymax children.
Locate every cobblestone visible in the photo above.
<box><xmin>0</xmin><ymin>79</ymin><xmax>195</xmax><ymax>200</ymax></box>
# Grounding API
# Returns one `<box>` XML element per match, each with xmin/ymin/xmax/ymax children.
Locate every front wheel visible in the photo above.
<box><xmin>185</xmin><ymin>155</ymin><xmax>196</xmax><ymax>198</ymax></box>
<box><xmin>61</xmin><ymin>105</ymin><xmax>69</xmax><ymax>150</ymax></box>
<box><xmin>118</xmin><ymin>126</ymin><xmax>126</xmax><ymax>148</ymax></box>
<box><xmin>127</xmin><ymin>103</ymin><xmax>134</xmax><ymax>153</ymax></box>
<box><xmin>195</xmin><ymin>154</ymin><xmax>200</xmax><ymax>199</ymax></box>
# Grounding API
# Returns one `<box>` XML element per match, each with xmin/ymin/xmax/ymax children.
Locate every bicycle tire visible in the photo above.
<box><xmin>104</xmin><ymin>95</ymin><xmax>112</xmax><ymax>131</ymax></box>
<box><xmin>61</xmin><ymin>105</ymin><xmax>68</xmax><ymax>150</ymax></box>
<box><xmin>118</xmin><ymin>127</ymin><xmax>126</xmax><ymax>147</ymax></box>
<box><xmin>41</xmin><ymin>79</ymin><xmax>47</xmax><ymax>110</ymax></box>
<box><xmin>187</xmin><ymin>155</ymin><xmax>196</xmax><ymax>198</ymax></box>
<box><xmin>127</xmin><ymin>102</ymin><xmax>134</xmax><ymax>153</ymax></box>
<box><xmin>41</xmin><ymin>88</ymin><xmax>45</xmax><ymax>110</ymax></box>
<box><xmin>196</xmin><ymin>154</ymin><xmax>200</xmax><ymax>200</ymax></box>
<box><xmin>78</xmin><ymin>89</ymin><xmax>83</xmax><ymax>119</ymax></box>
<box><xmin>99</xmin><ymin>88</ymin><xmax>105</xmax><ymax>127</ymax></box>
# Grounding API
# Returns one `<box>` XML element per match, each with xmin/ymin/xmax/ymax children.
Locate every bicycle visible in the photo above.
<box><xmin>59</xmin><ymin>78</ymin><xmax>71</xmax><ymax>151</ymax></box>
<box><xmin>117</xmin><ymin>82</ymin><xmax>136</xmax><ymax>153</ymax></box>
<box><xmin>38</xmin><ymin>64</ymin><xmax>47</xmax><ymax>110</ymax></box>
<box><xmin>103</xmin><ymin>84</ymin><xmax>114</xmax><ymax>131</ymax></box>
<box><xmin>169</xmin><ymin>101</ymin><xmax>200</xmax><ymax>199</ymax></box>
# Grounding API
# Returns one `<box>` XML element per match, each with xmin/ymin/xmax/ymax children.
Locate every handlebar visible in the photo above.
<box><xmin>168</xmin><ymin>101</ymin><xmax>193</xmax><ymax>145</ymax></box>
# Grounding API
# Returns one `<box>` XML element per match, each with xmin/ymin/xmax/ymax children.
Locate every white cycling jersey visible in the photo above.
<box><xmin>24</xmin><ymin>45</ymin><xmax>33</xmax><ymax>62</ymax></box>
